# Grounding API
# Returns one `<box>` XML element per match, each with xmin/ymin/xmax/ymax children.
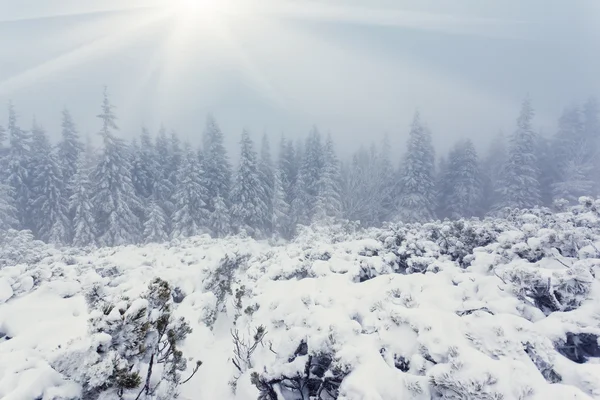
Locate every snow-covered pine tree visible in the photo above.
<box><xmin>6</xmin><ymin>102</ymin><xmax>31</xmax><ymax>230</ymax></box>
<box><xmin>135</xmin><ymin>127</ymin><xmax>157</xmax><ymax>200</ymax></box>
<box><xmin>230</xmin><ymin>130</ymin><xmax>269</xmax><ymax>237</ymax></box>
<box><xmin>154</xmin><ymin>126</ymin><xmax>175</xmax><ymax>214</ymax></box>
<box><xmin>143</xmin><ymin>196</ymin><xmax>169</xmax><ymax>243</ymax></box>
<box><xmin>0</xmin><ymin>124</ymin><xmax>5</xmax><ymax>148</ymax></box>
<box><xmin>278</xmin><ymin>137</ymin><xmax>298</xmax><ymax>215</ymax></box>
<box><xmin>396</xmin><ymin>111</ymin><xmax>436</xmax><ymax>223</ymax></box>
<box><xmin>378</xmin><ymin>134</ymin><xmax>396</xmax><ymax>223</ymax></box>
<box><xmin>171</xmin><ymin>144</ymin><xmax>209</xmax><ymax>239</ymax></box>
<box><xmin>480</xmin><ymin>133</ymin><xmax>506</xmax><ymax>214</ymax></box>
<box><xmin>29</xmin><ymin>122</ymin><xmax>70</xmax><ymax>245</ymax></box>
<box><xmin>57</xmin><ymin>108</ymin><xmax>83</xmax><ymax>198</ymax></box>
<box><xmin>272</xmin><ymin>167</ymin><xmax>291</xmax><ymax>239</ymax></box>
<box><xmin>0</xmin><ymin>184</ymin><xmax>18</xmax><ymax>233</ymax></box>
<box><xmin>435</xmin><ymin>155</ymin><xmax>449</xmax><ymax>219</ymax></box>
<box><xmin>294</xmin><ymin>127</ymin><xmax>324</xmax><ymax>225</ymax></box>
<box><xmin>258</xmin><ymin>134</ymin><xmax>274</xmax><ymax>235</ymax></box>
<box><xmin>92</xmin><ymin>88</ymin><xmax>142</xmax><ymax>246</ymax></box>
<box><xmin>551</xmin><ymin>101</ymin><xmax>600</xmax><ymax>202</ymax></box>
<box><xmin>314</xmin><ymin>134</ymin><xmax>342</xmax><ymax>221</ymax></box>
<box><xmin>439</xmin><ymin>139</ymin><xmax>482</xmax><ymax>219</ymax></box>
<box><xmin>497</xmin><ymin>98</ymin><xmax>541</xmax><ymax>210</ymax></box>
<box><xmin>340</xmin><ymin>147</ymin><xmax>374</xmax><ymax>225</ymax></box>
<box><xmin>583</xmin><ymin>97</ymin><xmax>600</xmax><ymax>194</ymax></box>
<box><xmin>203</xmin><ymin>115</ymin><xmax>231</xmax><ymax>211</ymax></box>
<box><xmin>208</xmin><ymin>192</ymin><xmax>230</xmax><ymax>238</ymax></box>
<box><xmin>168</xmin><ymin>131</ymin><xmax>182</xmax><ymax>189</ymax></box>
<box><xmin>69</xmin><ymin>153</ymin><xmax>96</xmax><ymax>247</ymax></box>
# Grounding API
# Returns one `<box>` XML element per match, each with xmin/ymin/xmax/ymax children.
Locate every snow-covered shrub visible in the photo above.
<box><xmin>56</xmin><ymin>278</ymin><xmax>200</xmax><ymax>399</ymax></box>
<box><xmin>202</xmin><ymin>252</ymin><xmax>249</xmax><ymax>327</ymax></box>
<box><xmin>251</xmin><ymin>340</ymin><xmax>348</xmax><ymax>400</ymax></box>
<box><xmin>501</xmin><ymin>260</ymin><xmax>594</xmax><ymax>315</ymax></box>
<box><xmin>0</xmin><ymin>229</ymin><xmax>50</xmax><ymax>268</ymax></box>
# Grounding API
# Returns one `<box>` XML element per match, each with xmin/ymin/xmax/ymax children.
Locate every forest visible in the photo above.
<box><xmin>0</xmin><ymin>90</ymin><xmax>598</xmax><ymax>247</ymax></box>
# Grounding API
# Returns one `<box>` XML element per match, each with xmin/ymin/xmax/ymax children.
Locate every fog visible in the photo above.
<box><xmin>1</xmin><ymin>0</ymin><xmax>599</xmax><ymax>155</ymax></box>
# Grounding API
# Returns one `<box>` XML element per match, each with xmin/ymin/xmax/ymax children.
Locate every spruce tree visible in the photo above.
<box><xmin>377</xmin><ymin>134</ymin><xmax>396</xmax><ymax>223</ymax></box>
<box><xmin>583</xmin><ymin>97</ymin><xmax>600</xmax><ymax>194</ymax></box>
<box><xmin>203</xmin><ymin>115</ymin><xmax>231</xmax><ymax>211</ymax></box>
<box><xmin>497</xmin><ymin>98</ymin><xmax>541</xmax><ymax>210</ymax></box>
<box><xmin>481</xmin><ymin>133</ymin><xmax>506</xmax><ymax>214</ymax></box>
<box><xmin>92</xmin><ymin>88</ymin><xmax>142</xmax><ymax>246</ymax></box>
<box><xmin>294</xmin><ymin>127</ymin><xmax>324</xmax><ymax>225</ymax></box>
<box><xmin>57</xmin><ymin>108</ymin><xmax>83</xmax><ymax>197</ymax></box>
<box><xmin>314</xmin><ymin>134</ymin><xmax>342</xmax><ymax>221</ymax></box>
<box><xmin>258</xmin><ymin>134</ymin><xmax>274</xmax><ymax>235</ymax></box>
<box><xmin>208</xmin><ymin>193</ymin><xmax>230</xmax><ymax>238</ymax></box>
<box><xmin>6</xmin><ymin>102</ymin><xmax>31</xmax><ymax>229</ymax></box>
<box><xmin>70</xmin><ymin>154</ymin><xmax>96</xmax><ymax>247</ymax></box>
<box><xmin>154</xmin><ymin>126</ymin><xmax>175</xmax><ymax>217</ymax></box>
<box><xmin>0</xmin><ymin>183</ymin><xmax>18</xmax><ymax>233</ymax></box>
<box><xmin>396</xmin><ymin>111</ymin><xmax>436</xmax><ymax>223</ymax></box>
<box><xmin>171</xmin><ymin>144</ymin><xmax>209</xmax><ymax>239</ymax></box>
<box><xmin>29</xmin><ymin>123</ymin><xmax>70</xmax><ymax>245</ymax></box>
<box><xmin>272</xmin><ymin>167</ymin><xmax>291</xmax><ymax>239</ymax></box>
<box><xmin>439</xmin><ymin>139</ymin><xmax>481</xmax><ymax>219</ymax></box>
<box><xmin>230</xmin><ymin>130</ymin><xmax>268</xmax><ymax>237</ymax></box>
<box><xmin>143</xmin><ymin>197</ymin><xmax>169</xmax><ymax>243</ymax></box>
<box><xmin>279</xmin><ymin>137</ymin><xmax>298</xmax><ymax>215</ymax></box>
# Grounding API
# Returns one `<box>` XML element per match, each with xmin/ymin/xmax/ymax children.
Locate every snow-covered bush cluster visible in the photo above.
<box><xmin>1</xmin><ymin>201</ymin><xmax>600</xmax><ymax>399</ymax></box>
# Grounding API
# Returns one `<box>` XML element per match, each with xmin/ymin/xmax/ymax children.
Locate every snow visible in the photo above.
<box><xmin>1</xmin><ymin>205</ymin><xmax>600</xmax><ymax>399</ymax></box>
<box><xmin>0</xmin><ymin>277</ymin><xmax>13</xmax><ymax>303</ymax></box>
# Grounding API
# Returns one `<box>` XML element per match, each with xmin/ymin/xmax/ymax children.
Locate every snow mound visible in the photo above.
<box><xmin>1</xmin><ymin>203</ymin><xmax>600</xmax><ymax>399</ymax></box>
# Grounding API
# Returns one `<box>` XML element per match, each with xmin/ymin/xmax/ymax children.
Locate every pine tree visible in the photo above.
<box><xmin>143</xmin><ymin>198</ymin><xmax>169</xmax><ymax>243</ymax></box>
<box><xmin>132</xmin><ymin>127</ymin><xmax>157</xmax><ymax>200</ymax></box>
<box><xmin>168</xmin><ymin>131</ymin><xmax>183</xmax><ymax>189</ymax></box>
<box><xmin>497</xmin><ymin>98</ymin><xmax>541</xmax><ymax>210</ymax></box>
<box><xmin>279</xmin><ymin>137</ymin><xmax>298</xmax><ymax>214</ymax></box>
<box><xmin>57</xmin><ymin>108</ymin><xmax>84</xmax><ymax>196</ymax></box>
<box><xmin>340</xmin><ymin>147</ymin><xmax>374</xmax><ymax>225</ymax></box>
<box><xmin>29</xmin><ymin>123</ymin><xmax>70</xmax><ymax>245</ymax></box>
<box><xmin>258</xmin><ymin>134</ymin><xmax>274</xmax><ymax>235</ymax></box>
<box><xmin>208</xmin><ymin>193</ymin><xmax>230</xmax><ymax>238</ymax></box>
<box><xmin>378</xmin><ymin>134</ymin><xmax>396</xmax><ymax>223</ymax></box>
<box><xmin>0</xmin><ymin>183</ymin><xmax>18</xmax><ymax>233</ymax></box>
<box><xmin>439</xmin><ymin>139</ymin><xmax>482</xmax><ymax>219</ymax></box>
<box><xmin>203</xmin><ymin>115</ymin><xmax>231</xmax><ymax>211</ymax></box>
<box><xmin>583</xmin><ymin>97</ymin><xmax>600</xmax><ymax>194</ymax></box>
<box><xmin>171</xmin><ymin>144</ymin><xmax>209</xmax><ymax>239</ymax></box>
<box><xmin>6</xmin><ymin>102</ymin><xmax>31</xmax><ymax>229</ymax></box>
<box><xmin>154</xmin><ymin>126</ymin><xmax>175</xmax><ymax>215</ymax></box>
<box><xmin>92</xmin><ymin>88</ymin><xmax>142</xmax><ymax>246</ymax></box>
<box><xmin>396</xmin><ymin>111</ymin><xmax>436</xmax><ymax>223</ymax></box>
<box><xmin>294</xmin><ymin>127</ymin><xmax>324</xmax><ymax>225</ymax></box>
<box><xmin>314</xmin><ymin>134</ymin><xmax>342</xmax><ymax>221</ymax></box>
<box><xmin>480</xmin><ymin>133</ymin><xmax>506</xmax><ymax>214</ymax></box>
<box><xmin>230</xmin><ymin>130</ymin><xmax>268</xmax><ymax>237</ymax></box>
<box><xmin>272</xmin><ymin>168</ymin><xmax>291</xmax><ymax>238</ymax></box>
<box><xmin>69</xmin><ymin>154</ymin><xmax>96</xmax><ymax>247</ymax></box>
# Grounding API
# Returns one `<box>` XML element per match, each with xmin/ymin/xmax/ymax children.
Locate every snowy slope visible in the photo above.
<box><xmin>1</xmin><ymin>201</ymin><xmax>600</xmax><ymax>400</ymax></box>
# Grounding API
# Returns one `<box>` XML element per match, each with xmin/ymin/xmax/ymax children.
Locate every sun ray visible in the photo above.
<box><xmin>0</xmin><ymin>8</ymin><xmax>169</xmax><ymax>95</ymax></box>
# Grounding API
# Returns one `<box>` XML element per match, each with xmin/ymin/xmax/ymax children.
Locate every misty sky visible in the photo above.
<box><xmin>1</xmin><ymin>0</ymin><xmax>599</xmax><ymax>157</ymax></box>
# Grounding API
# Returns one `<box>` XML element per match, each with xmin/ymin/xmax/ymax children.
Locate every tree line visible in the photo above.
<box><xmin>0</xmin><ymin>90</ymin><xmax>598</xmax><ymax>247</ymax></box>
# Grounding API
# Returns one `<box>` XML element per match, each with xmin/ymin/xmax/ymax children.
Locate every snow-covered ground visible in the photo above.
<box><xmin>1</xmin><ymin>201</ymin><xmax>600</xmax><ymax>400</ymax></box>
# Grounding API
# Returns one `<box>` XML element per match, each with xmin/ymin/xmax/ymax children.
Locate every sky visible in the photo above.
<box><xmin>0</xmin><ymin>0</ymin><xmax>599</xmax><ymax>157</ymax></box>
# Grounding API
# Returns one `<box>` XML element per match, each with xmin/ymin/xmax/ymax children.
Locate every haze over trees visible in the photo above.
<box><xmin>0</xmin><ymin>90</ymin><xmax>599</xmax><ymax>246</ymax></box>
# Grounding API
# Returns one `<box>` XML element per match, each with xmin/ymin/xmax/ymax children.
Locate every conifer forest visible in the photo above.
<box><xmin>1</xmin><ymin>91</ymin><xmax>598</xmax><ymax>247</ymax></box>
